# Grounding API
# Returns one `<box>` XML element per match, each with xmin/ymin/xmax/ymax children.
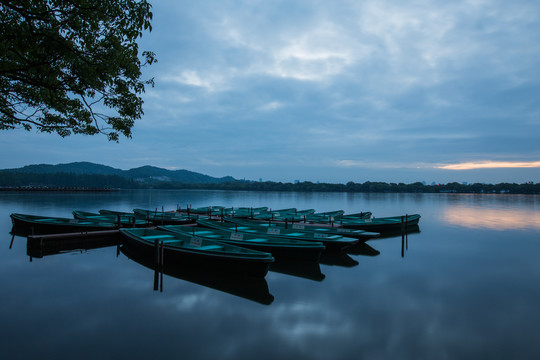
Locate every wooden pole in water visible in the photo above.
<box><xmin>405</xmin><ymin>214</ymin><xmax>408</xmax><ymax>250</ymax></box>
<box><xmin>401</xmin><ymin>216</ymin><xmax>405</xmax><ymax>258</ymax></box>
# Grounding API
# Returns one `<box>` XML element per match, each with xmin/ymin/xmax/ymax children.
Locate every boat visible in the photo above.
<box><xmin>119</xmin><ymin>228</ymin><xmax>274</xmax><ymax>278</ymax></box>
<box><xmin>305</xmin><ymin>211</ymin><xmax>372</xmax><ymax>224</ymax></box>
<box><xmin>338</xmin><ymin>214</ymin><xmax>421</xmax><ymax>233</ymax></box>
<box><xmin>99</xmin><ymin>209</ymin><xmax>133</xmax><ymax>216</ymax></box>
<box><xmin>224</xmin><ymin>217</ymin><xmax>380</xmax><ymax>240</ymax></box>
<box><xmin>158</xmin><ymin>225</ymin><xmax>325</xmax><ymax>261</ymax></box>
<box><xmin>10</xmin><ymin>213</ymin><xmax>118</xmax><ymax>236</ymax></box>
<box><xmin>251</xmin><ymin>208</ymin><xmax>315</xmax><ymax>221</ymax></box>
<box><xmin>224</xmin><ymin>207</ymin><xmax>269</xmax><ymax>218</ymax></box>
<box><xmin>182</xmin><ymin>205</ymin><xmax>226</xmax><ymax>216</ymax></box>
<box><xmin>132</xmin><ymin>208</ymin><xmax>200</xmax><ymax>225</ymax></box>
<box><xmin>197</xmin><ymin>218</ymin><xmax>359</xmax><ymax>251</ymax></box>
<box><xmin>73</xmin><ymin>210</ymin><xmax>150</xmax><ymax>227</ymax></box>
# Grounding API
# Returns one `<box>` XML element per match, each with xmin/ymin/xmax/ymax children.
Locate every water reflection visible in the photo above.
<box><xmin>26</xmin><ymin>236</ymin><xmax>120</xmax><ymax>259</ymax></box>
<box><xmin>443</xmin><ymin>206</ymin><xmax>540</xmax><ymax>230</ymax></box>
<box><xmin>345</xmin><ymin>242</ymin><xmax>381</xmax><ymax>256</ymax></box>
<box><xmin>269</xmin><ymin>259</ymin><xmax>325</xmax><ymax>281</ymax></box>
<box><xmin>120</xmin><ymin>244</ymin><xmax>274</xmax><ymax>305</ymax></box>
<box><xmin>319</xmin><ymin>251</ymin><xmax>359</xmax><ymax>267</ymax></box>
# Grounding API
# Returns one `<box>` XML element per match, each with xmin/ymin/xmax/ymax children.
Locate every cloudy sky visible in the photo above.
<box><xmin>2</xmin><ymin>0</ymin><xmax>539</xmax><ymax>184</ymax></box>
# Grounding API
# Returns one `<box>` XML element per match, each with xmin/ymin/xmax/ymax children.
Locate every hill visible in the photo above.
<box><xmin>0</xmin><ymin>162</ymin><xmax>235</xmax><ymax>184</ymax></box>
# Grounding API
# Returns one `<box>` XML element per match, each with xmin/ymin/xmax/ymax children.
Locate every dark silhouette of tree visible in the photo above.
<box><xmin>0</xmin><ymin>0</ymin><xmax>156</xmax><ymax>140</ymax></box>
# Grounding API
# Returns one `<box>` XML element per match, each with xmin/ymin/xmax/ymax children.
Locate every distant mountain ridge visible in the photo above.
<box><xmin>1</xmin><ymin>162</ymin><xmax>235</xmax><ymax>184</ymax></box>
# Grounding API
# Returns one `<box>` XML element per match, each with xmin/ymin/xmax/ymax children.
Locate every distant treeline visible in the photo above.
<box><xmin>0</xmin><ymin>172</ymin><xmax>141</xmax><ymax>189</ymax></box>
<box><xmin>1</xmin><ymin>171</ymin><xmax>538</xmax><ymax>194</ymax></box>
<box><xmin>157</xmin><ymin>180</ymin><xmax>540</xmax><ymax>194</ymax></box>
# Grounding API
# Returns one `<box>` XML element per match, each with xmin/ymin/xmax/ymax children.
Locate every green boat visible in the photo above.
<box><xmin>305</xmin><ymin>211</ymin><xmax>372</xmax><ymax>224</ymax></box>
<box><xmin>10</xmin><ymin>213</ymin><xmax>117</xmax><ymax>236</ymax></box>
<box><xmin>339</xmin><ymin>212</ymin><xmax>373</xmax><ymax>220</ymax></box>
<box><xmin>197</xmin><ymin>219</ymin><xmax>359</xmax><ymax>251</ymax></box>
<box><xmin>132</xmin><ymin>208</ymin><xmax>200</xmax><ymax>225</ymax></box>
<box><xmin>252</xmin><ymin>208</ymin><xmax>316</xmax><ymax>222</ymax></box>
<box><xmin>183</xmin><ymin>205</ymin><xmax>226</xmax><ymax>216</ymax></box>
<box><xmin>223</xmin><ymin>207</ymin><xmax>269</xmax><ymax>218</ymax></box>
<box><xmin>73</xmin><ymin>210</ymin><xmax>150</xmax><ymax>227</ymax></box>
<box><xmin>338</xmin><ymin>214</ymin><xmax>421</xmax><ymax>233</ymax></box>
<box><xmin>158</xmin><ymin>225</ymin><xmax>325</xmax><ymax>261</ymax></box>
<box><xmin>224</xmin><ymin>217</ymin><xmax>380</xmax><ymax>240</ymax></box>
<box><xmin>120</xmin><ymin>228</ymin><xmax>274</xmax><ymax>278</ymax></box>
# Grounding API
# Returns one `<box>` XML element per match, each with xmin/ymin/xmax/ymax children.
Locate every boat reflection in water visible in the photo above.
<box><xmin>25</xmin><ymin>234</ymin><xmax>121</xmax><ymax>259</ymax></box>
<box><xmin>120</xmin><ymin>244</ymin><xmax>274</xmax><ymax>305</ymax></box>
<box><xmin>344</xmin><ymin>242</ymin><xmax>381</xmax><ymax>257</ymax></box>
<box><xmin>319</xmin><ymin>251</ymin><xmax>359</xmax><ymax>267</ymax></box>
<box><xmin>269</xmin><ymin>259</ymin><xmax>325</xmax><ymax>281</ymax></box>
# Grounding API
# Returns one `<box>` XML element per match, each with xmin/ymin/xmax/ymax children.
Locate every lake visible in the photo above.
<box><xmin>1</xmin><ymin>190</ymin><xmax>539</xmax><ymax>359</ymax></box>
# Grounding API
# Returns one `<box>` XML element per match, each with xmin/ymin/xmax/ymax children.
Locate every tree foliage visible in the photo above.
<box><xmin>0</xmin><ymin>0</ymin><xmax>156</xmax><ymax>140</ymax></box>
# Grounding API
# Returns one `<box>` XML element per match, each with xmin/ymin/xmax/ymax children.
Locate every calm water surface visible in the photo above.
<box><xmin>1</xmin><ymin>190</ymin><xmax>539</xmax><ymax>359</ymax></box>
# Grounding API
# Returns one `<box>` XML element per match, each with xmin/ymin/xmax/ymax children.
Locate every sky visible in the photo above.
<box><xmin>1</xmin><ymin>0</ymin><xmax>539</xmax><ymax>184</ymax></box>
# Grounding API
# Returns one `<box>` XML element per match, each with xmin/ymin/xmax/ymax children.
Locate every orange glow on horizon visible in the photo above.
<box><xmin>438</xmin><ymin>161</ymin><xmax>540</xmax><ymax>170</ymax></box>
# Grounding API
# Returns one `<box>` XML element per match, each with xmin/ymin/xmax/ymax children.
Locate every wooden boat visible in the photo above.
<box><xmin>338</xmin><ymin>214</ymin><xmax>421</xmax><ymax>233</ymax></box>
<box><xmin>132</xmin><ymin>208</ymin><xmax>200</xmax><ymax>225</ymax></box>
<box><xmin>197</xmin><ymin>219</ymin><xmax>359</xmax><ymax>251</ymax></box>
<box><xmin>339</xmin><ymin>212</ymin><xmax>373</xmax><ymax>219</ymax></box>
<box><xmin>252</xmin><ymin>208</ymin><xmax>316</xmax><ymax>222</ymax></box>
<box><xmin>224</xmin><ymin>207</ymin><xmax>269</xmax><ymax>218</ymax></box>
<box><xmin>99</xmin><ymin>209</ymin><xmax>132</xmax><ymax>216</ymax></box>
<box><xmin>158</xmin><ymin>225</ymin><xmax>325</xmax><ymax>261</ymax></box>
<box><xmin>306</xmin><ymin>211</ymin><xmax>372</xmax><ymax>224</ymax></box>
<box><xmin>119</xmin><ymin>228</ymin><xmax>274</xmax><ymax>277</ymax></box>
<box><xmin>73</xmin><ymin>210</ymin><xmax>150</xmax><ymax>227</ymax></box>
<box><xmin>10</xmin><ymin>213</ymin><xmax>117</xmax><ymax>236</ymax></box>
<box><xmin>183</xmin><ymin>205</ymin><xmax>226</xmax><ymax>215</ymax></box>
<box><xmin>311</xmin><ymin>210</ymin><xmax>345</xmax><ymax>217</ymax></box>
<box><xmin>224</xmin><ymin>217</ymin><xmax>380</xmax><ymax>240</ymax></box>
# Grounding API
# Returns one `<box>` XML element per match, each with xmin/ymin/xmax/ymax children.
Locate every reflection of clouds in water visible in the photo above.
<box><xmin>443</xmin><ymin>206</ymin><xmax>540</xmax><ymax>230</ymax></box>
<box><xmin>271</xmin><ymin>302</ymin><xmax>352</xmax><ymax>339</ymax></box>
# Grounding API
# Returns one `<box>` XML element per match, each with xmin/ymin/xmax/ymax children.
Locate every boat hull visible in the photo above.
<box><xmin>120</xmin><ymin>229</ymin><xmax>273</xmax><ymax>278</ymax></box>
<box><xmin>158</xmin><ymin>225</ymin><xmax>324</xmax><ymax>261</ymax></box>
<box><xmin>339</xmin><ymin>214</ymin><xmax>421</xmax><ymax>233</ymax></box>
<box><xmin>10</xmin><ymin>213</ymin><xmax>116</xmax><ymax>236</ymax></box>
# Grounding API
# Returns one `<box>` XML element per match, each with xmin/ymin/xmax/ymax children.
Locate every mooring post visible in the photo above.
<box><xmin>285</xmin><ymin>218</ymin><xmax>288</xmax><ymax>229</ymax></box>
<box><xmin>160</xmin><ymin>240</ymin><xmax>164</xmax><ymax>269</ymax></box>
<box><xmin>401</xmin><ymin>216</ymin><xmax>405</xmax><ymax>258</ymax></box>
<box><xmin>406</xmin><ymin>214</ymin><xmax>409</xmax><ymax>250</ymax></box>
